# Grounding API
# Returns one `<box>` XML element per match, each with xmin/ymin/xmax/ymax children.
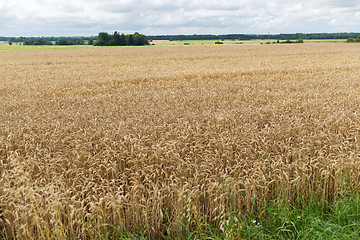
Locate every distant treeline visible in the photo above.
<box><xmin>94</xmin><ymin>32</ymin><xmax>149</xmax><ymax>46</ymax></box>
<box><xmin>2</xmin><ymin>32</ymin><xmax>150</xmax><ymax>46</ymax></box>
<box><xmin>23</xmin><ymin>39</ymin><xmax>54</xmax><ymax>45</ymax></box>
<box><xmin>3</xmin><ymin>32</ymin><xmax>360</xmax><ymax>45</ymax></box>
<box><xmin>22</xmin><ymin>39</ymin><xmax>89</xmax><ymax>46</ymax></box>
<box><xmin>2</xmin><ymin>36</ymin><xmax>97</xmax><ymax>42</ymax></box>
<box><xmin>148</xmin><ymin>33</ymin><xmax>360</xmax><ymax>41</ymax></box>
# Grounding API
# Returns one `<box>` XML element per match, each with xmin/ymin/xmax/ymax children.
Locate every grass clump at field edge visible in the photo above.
<box><xmin>241</xmin><ymin>192</ymin><xmax>360</xmax><ymax>239</ymax></box>
<box><xmin>40</xmin><ymin>192</ymin><xmax>359</xmax><ymax>239</ymax></box>
<box><xmin>176</xmin><ymin>192</ymin><xmax>360</xmax><ymax>239</ymax></box>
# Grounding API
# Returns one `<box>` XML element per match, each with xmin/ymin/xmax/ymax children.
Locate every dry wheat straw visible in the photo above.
<box><xmin>1</xmin><ymin>44</ymin><xmax>360</xmax><ymax>238</ymax></box>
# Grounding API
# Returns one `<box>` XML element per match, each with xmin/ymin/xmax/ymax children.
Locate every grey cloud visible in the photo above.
<box><xmin>324</xmin><ymin>0</ymin><xmax>359</xmax><ymax>8</ymax></box>
<box><xmin>1</xmin><ymin>0</ymin><xmax>360</xmax><ymax>36</ymax></box>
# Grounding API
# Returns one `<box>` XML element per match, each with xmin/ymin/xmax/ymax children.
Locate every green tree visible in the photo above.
<box><xmin>119</xmin><ymin>33</ymin><xmax>127</xmax><ymax>46</ymax></box>
<box><xmin>133</xmin><ymin>32</ymin><xmax>149</xmax><ymax>45</ymax></box>
<box><xmin>356</xmin><ymin>35</ymin><xmax>360</xmax><ymax>42</ymax></box>
<box><xmin>110</xmin><ymin>31</ymin><xmax>121</xmax><ymax>46</ymax></box>
<box><xmin>94</xmin><ymin>31</ymin><xmax>149</xmax><ymax>46</ymax></box>
<box><xmin>126</xmin><ymin>34</ymin><xmax>134</xmax><ymax>45</ymax></box>
<box><xmin>96</xmin><ymin>32</ymin><xmax>110</xmax><ymax>46</ymax></box>
<box><xmin>56</xmin><ymin>39</ymin><xmax>69</xmax><ymax>45</ymax></box>
<box><xmin>75</xmin><ymin>39</ymin><xmax>84</xmax><ymax>45</ymax></box>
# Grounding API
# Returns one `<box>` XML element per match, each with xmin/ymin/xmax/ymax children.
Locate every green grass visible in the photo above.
<box><xmin>238</xmin><ymin>193</ymin><xmax>360</xmax><ymax>240</ymax></box>
<box><xmin>186</xmin><ymin>192</ymin><xmax>360</xmax><ymax>239</ymax></box>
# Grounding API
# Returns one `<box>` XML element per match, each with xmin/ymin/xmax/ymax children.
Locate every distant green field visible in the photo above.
<box><xmin>305</xmin><ymin>39</ymin><xmax>347</xmax><ymax>43</ymax></box>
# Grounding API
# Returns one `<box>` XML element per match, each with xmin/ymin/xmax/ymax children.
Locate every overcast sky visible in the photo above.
<box><xmin>1</xmin><ymin>0</ymin><xmax>360</xmax><ymax>36</ymax></box>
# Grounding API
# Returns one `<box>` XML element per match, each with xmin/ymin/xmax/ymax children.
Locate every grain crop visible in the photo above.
<box><xmin>1</xmin><ymin>43</ymin><xmax>360</xmax><ymax>239</ymax></box>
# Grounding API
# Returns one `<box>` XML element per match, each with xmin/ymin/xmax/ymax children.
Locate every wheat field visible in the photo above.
<box><xmin>1</xmin><ymin>43</ymin><xmax>360</xmax><ymax>239</ymax></box>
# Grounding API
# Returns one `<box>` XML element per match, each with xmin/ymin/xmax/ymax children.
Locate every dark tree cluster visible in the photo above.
<box><xmin>55</xmin><ymin>39</ymin><xmax>85</xmax><ymax>45</ymax></box>
<box><xmin>23</xmin><ymin>39</ymin><xmax>53</xmax><ymax>45</ymax></box>
<box><xmin>94</xmin><ymin>32</ymin><xmax>149</xmax><ymax>46</ymax></box>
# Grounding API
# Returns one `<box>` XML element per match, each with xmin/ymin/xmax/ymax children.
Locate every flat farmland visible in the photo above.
<box><xmin>1</xmin><ymin>44</ymin><xmax>360</xmax><ymax>239</ymax></box>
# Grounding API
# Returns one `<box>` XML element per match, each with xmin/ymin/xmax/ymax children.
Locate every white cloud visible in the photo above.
<box><xmin>1</xmin><ymin>0</ymin><xmax>360</xmax><ymax>36</ymax></box>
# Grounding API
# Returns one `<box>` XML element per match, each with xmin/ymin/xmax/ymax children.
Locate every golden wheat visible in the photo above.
<box><xmin>1</xmin><ymin>43</ymin><xmax>360</xmax><ymax>238</ymax></box>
